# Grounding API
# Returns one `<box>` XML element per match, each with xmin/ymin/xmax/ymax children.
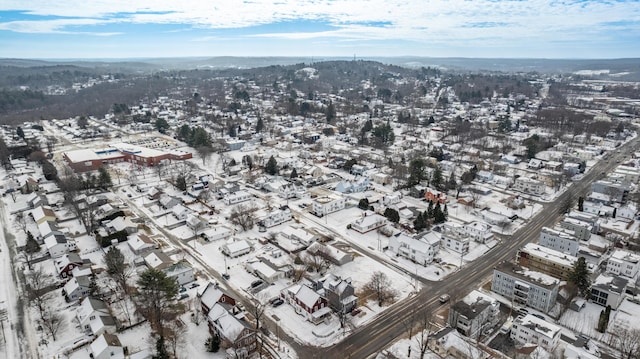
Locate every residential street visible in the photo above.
<box><xmin>298</xmin><ymin>137</ymin><xmax>640</xmax><ymax>359</ymax></box>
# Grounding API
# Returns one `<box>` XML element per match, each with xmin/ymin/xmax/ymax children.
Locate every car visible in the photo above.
<box><xmin>178</xmin><ymin>293</ymin><xmax>189</xmax><ymax>300</ymax></box>
<box><xmin>251</xmin><ymin>280</ymin><xmax>264</xmax><ymax>288</ymax></box>
<box><xmin>350</xmin><ymin>308</ymin><xmax>362</xmax><ymax>316</ymax></box>
<box><xmin>179</xmin><ymin>287</ymin><xmax>187</xmax><ymax>293</ymax></box>
<box><xmin>271</xmin><ymin>298</ymin><xmax>284</xmax><ymax>307</ymax></box>
<box><xmin>222</xmin><ymin>273</ymin><xmax>230</xmax><ymax>280</ymax></box>
<box><xmin>190</xmin><ymin>283</ymin><xmax>200</xmax><ymax>289</ymax></box>
<box><xmin>439</xmin><ymin>294</ymin><xmax>450</xmax><ymax>303</ymax></box>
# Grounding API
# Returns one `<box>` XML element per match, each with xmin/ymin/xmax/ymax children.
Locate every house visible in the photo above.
<box><xmin>206</xmin><ymin>302</ymin><xmax>257</xmax><ymax>357</ymax></box>
<box><xmin>164</xmin><ymin>262</ymin><xmax>195</xmax><ymax>286</ymax></box>
<box><xmin>31</xmin><ymin>205</ymin><xmax>57</xmax><ymax>224</ymax></box>
<box><xmin>45</xmin><ymin>235</ymin><xmax>77</xmax><ymax>258</ymax></box>
<box><xmin>246</xmin><ymin>260</ymin><xmax>283</xmax><ymax>284</ymax></box>
<box><xmin>428</xmin><ymin>327</ymin><xmax>490</xmax><ymax>359</ymax></box>
<box><xmin>76</xmin><ymin>298</ymin><xmax>117</xmax><ymax>336</ymax></box>
<box><xmin>388</xmin><ymin>232</ymin><xmax>439</xmax><ymax>266</ymax></box>
<box><xmin>54</xmin><ymin>253</ymin><xmax>89</xmax><ymax>279</ymax></box>
<box><xmin>590</xmin><ymin>274</ymin><xmax>628</xmax><ymax>309</ymax></box>
<box><xmin>159</xmin><ymin>195</ymin><xmax>181</xmax><ymax>209</ymax></box>
<box><xmin>462</xmin><ymin>221</ymin><xmax>494</xmax><ymax>243</ymax></box>
<box><xmin>559</xmin><ymin>218</ymin><xmax>594</xmax><ymax>240</ymax></box>
<box><xmin>514</xmin><ymin>177</ymin><xmax>545</xmax><ymax>195</ymax></box>
<box><xmin>259</xmin><ymin>206</ymin><xmax>292</xmax><ymax>228</ymax></box>
<box><xmin>26</xmin><ymin>192</ymin><xmax>47</xmax><ymax>208</ymax></box>
<box><xmin>37</xmin><ymin>220</ymin><xmax>63</xmax><ymax>242</ymax></box>
<box><xmin>200</xmin><ymin>282</ymin><xmax>237</xmax><ymax>314</ymax></box>
<box><xmin>510</xmin><ymin>314</ymin><xmax>561</xmax><ymax>352</ymax></box>
<box><xmin>63</xmin><ymin>275</ymin><xmax>92</xmax><ymax>302</ymax></box>
<box><xmin>448</xmin><ymin>290</ymin><xmax>500</xmax><ymax>339</ymax></box>
<box><xmin>90</xmin><ymin>333</ymin><xmax>125</xmax><ymax>359</ymax></box>
<box><xmin>221</xmin><ymin>240</ymin><xmax>251</xmax><ymax>258</ymax></box>
<box><xmin>224</xmin><ymin>190</ymin><xmax>252</xmax><ymax>205</ymax></box>
<box><xmin>491</xmin><ymin>261</ymin><xmax>559</xmax><ymax>313</ymax></box>
<box><xmin>171</xmin><ymin>204</ymin><xmax>191</xmax><ymax>221</ymax></box>
<box><xmin>143</xmin><ymin>251</ymin><xmax>174</xmax><ymax>270</ymax></box>
<box><xmin>201</xmin><ymin>226</ymin><xmax>233</xmax><ymax>242</ymax></box>
<box><xmin>324</xmin><ymin>275</ymin><xmax>358</xmax><ymax>314</ymax></box>
<box><xmin>281</xmin><ymin>283</ymin><xmax>331</xmax><ymax>324</ymax></box>
<box><xmin>476</xmin><ymin>170</ymin><xmax>494</xmax><ymax>182</ymax></box>
<box><xmin>307</xmin><ymin>242</ymin><xmax>353</xmax><ymax>266</ymax></box>
<box><xmin>372</xmin><ymin>172</ymin><xmax>392</xmax><ymax>185</ymax></box>
<box><xmin>538</xmin><ymin>226</ymin><xmax>579</xmax><ymax>256</ymax></box>
<box><xmin>350</xmin><ymin>212</ymin><xmax>387</xmax><ymax>233</ymax></box>
<box><xmin>147</xmin><ymin>186</ymin><xmax>162</xmax><ymax>201</ymax></box>
<box><xmin>104</xmin><ymin>216</ymin><xmax>137</xmax><ymax>234</ymax></box>
<box><xmin>127</xmin><ymin>233</ymin><xmax>157</xmax><ymax>255</ymax></box>
<box><xmin>335</xmin><ymin>177</ymin><xmax>370</xmax><ymax>193</ymax></box>
<box><xmin>516</xmin><ymin>243</ymin><xmax>577</xmax><ymax>280</ymax></box>
<box><xmin>527</xmin><ymin>159</ymin><xmax>543</xmax><ymax>169</ymax></box>
<box><xmin>441</xmin><ymin>225</ymin><xmax>470</xmax><ymax>254</ymax></box>
<box><xmin>615</xmin><ymin>203</ymin><xmax>637</xmax><ymax>220</ymax></box>
<box><xmin>281</xmin><ymin>225</ymin><xmax>318</xmax><ymax>246</ymax></box>
<box><xmin>591</xmin><ymin>180</ymin><xmax>629</xmax><ymax>203</ymax></box>
<box><xmin>311</xmin><ymin>195</ymin><xmax>346</xmax><ymax>217</ymax></box>
<box><xmin>606</xmin><ymin>249</ymin><xmax>640</xmax><ymax>278</ymax></box>
<box><xmin>424</xmin><ymin>187</ymin><xmax>447</xmax><ymax>204</ymax></box>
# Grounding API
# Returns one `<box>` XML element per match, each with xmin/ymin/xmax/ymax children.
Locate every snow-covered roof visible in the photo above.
<box><xmin>207</xmin><ymin>303</ymin><xmax>248</xmax><ymax>341</ymax></box>
<box><xmin>294</xmin><ymin>285</ymin><xmax>321</xmax><ymax>308</ymax></box>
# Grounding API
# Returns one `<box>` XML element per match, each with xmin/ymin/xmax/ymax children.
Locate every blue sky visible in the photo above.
<box><xmin>0</xmin><ymin>0</ymin><xmax>639</xmax><ymax>59</ymax></box>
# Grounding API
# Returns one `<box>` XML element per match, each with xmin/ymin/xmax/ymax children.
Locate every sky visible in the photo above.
<box><xmin>0</xmin><ymin>0</ymin><xmax>639</xmax><ymax>59</ymax></box>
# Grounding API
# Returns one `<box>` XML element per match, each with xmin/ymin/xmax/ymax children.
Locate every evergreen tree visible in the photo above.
<box><xmin>325</xmin><ymin>101</ymin><xmax>336</xmax><ymax>124</ymax></box>
<box><xmin>358</xmin><ymin>198</ymin><xmax>370</xmax><ymax>210</ymax></box>
<box><xmin>205</xmin><ymin>335</ymin><xmax>220</xmax><ymax>352</ymax></box>
<box><xmin>426</xmin><ymin>201</ymin><xmax>434</xmax><ymax>219</ymax></box>
<box><xmin>17</xmin><ymin>126</ymin><xmax>24</xmax><ymax>139</ymax></box>
<box><xmin>568</xmin><ymin>257</ymin><xmax>591</xmax><ymax>297</ymax></box>
<box><xmin>431</xmin><ymin>165</ymin><xmax>443</xmax><ymax>190</ymax></box>
<box><xmin>97</xmin><ymin>166</ymin><xmax>112</xmax><ymax>188</ymax></box>
<box><xmin>384</xmin><ymin>208</ymin><xmax>400</xmax><ymax>223</ymax></box>
<box><xmin>25</xmin><ymin>231</ymin><xmax>40</xmax><ymax>253</ymax></box>
<box><xmin>407</xmin><ymin>158</ymin><xmax>426</xmax><ymax>187</ymax></box>
<box><xmin>265</xmin><ymin>155</ymin><xmax>278</xmax><ymax>175</ymax></box>
<box><xmin>433</xmin><ymin>202</ymin><xmax>446</xmax><ymax>224</ymax></box>
<box><xmin>255</xmin><ymin>117</ymin><xmax>264</xmax><ymax>133</ymax></box>
<box><xmin>175</xmin><ymin>175</ymin><xmax>187</xmax><ymax>191</ymax></box>
<box><xmin>155</xmin><ymin>118</ymin><xmax>169</xmax><ymax>133</ymax></box>
<box><xmin>137</xmin><ymin>268</ymin><xmax>179</xmax><ymax>336</ymax></box>
<box><xmin>578</xmin><ymin>196</ymin><xmax>584</xmax><ymax>211</ymax></box>
<box><xmin>413</xmin><ymin>212</ymin><xmax>427</xmax><ymax>231</ymax></box>
<box><xmin>153</xmin><ymin>336</ymin><xmax>170</xmax><ymax>359</ymax></box>
<box><xmin>447</xmin><ymin>171</ymin><xmax>457</xmax><ymax>191</ymax></box>
<box><xmin>290</xmin><ymin>168</ymin><xmax>298</xmax><ymax>178</ymax></box>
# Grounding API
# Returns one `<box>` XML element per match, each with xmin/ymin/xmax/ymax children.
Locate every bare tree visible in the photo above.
<box><xmin>196</xmin><ymin>146</ymin><xmax>214</xmax><ymax>166</ymax></box>
<box><xmin>303</xmin><ymin>244</ymin><xmax>332</xmax><ymax>274</ymax></box>
<box><xmin>414</xmin><ymin>309</ymin><xmax>434</xmax><ymax>359</ymax></box>
<box><xmin>15</xmin><ymin>212</ymin><xmax>28</xmax><ymax>234</ymax></box>
<box><xmin>610</xmin><ymin>326</ymin><xmax>640</xmax><ymax>359</ymax></box>
<box><xmin>25</xmin><ymin>266</ymin><xmax>53</xmax><ymax>320</ymax></box>
<box><xmin>103</xmin><ymin>246</ymin><xmax>133</xmax><ymax>295</ymax></box>
<box><xmin>229</xmin><ymin>203</ymin><xmax>257</xmax><ymax>231</ymax></box>
<box><xmin>363</xmin><ymin>271</ymin><xmax>397</xmax><ymax>307</ymax></box>
<box><xmin>164</xmin><ymin>319</ymin><xmax>187</xmax><ymax>359</ymax></box>
<box><xmin>41</xmin><ymin>308</ymin><xmax>64</xmax><ymax>341</ymax></box>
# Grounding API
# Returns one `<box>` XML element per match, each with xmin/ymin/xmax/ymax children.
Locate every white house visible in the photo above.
<box><xmin>448</xmin><ymin>290</ymin><xmax>500</xmax><ymax>339</ymax></box>
<box><xmin>127</xmin><ymin>233</ymin><xmax>157</xmax><ymax>255</ymax></box>
<box><xmin>90</xmin><ymin>333</ymin><xmax>125</xmax><ymax>359</ymax></box>
<box><xmin>539</xmin><ymin>226</ymin><xmax>580</xmax><ymax>256</ymax></box>
<box><xmin>63</xmin><ymin>275</ymin><xmax>91</xmax><ymax>302</ymax></box>
<box><xmin>201</xmin><ymin>226</ymin><xmax>233</xmax><ymax>242</ymax></box>
<box><xmin>221</xmin><ymin>240</ymin><xmax>251</xmax><ymax>258</ymax></box>
<box><xmin>171</xmin><ymin>204</ymin><xmax>191</xmax><ymax>221</ymax></box>
<box><xmin>260</xmin><ymin>206</ymin><xmax>292</xmax><ymax>228</ymax></box>
<box><xmin>350</xmin><ymin>212</ymin><xmax>387</xmax><ymax>233</ymax></box>
<box><xmin>606</xmin><ymin>249</ymin><xmax>640</xmax><ymax>278</ymax></box>
<box><xmin>281</xmin><ymin>225</ymin><xmax>318</xmax><ymax>246</ymax></box>
<box><xmin>311</xmin><ymin>195</ymin><xmax>346</xmax><ymax>217</ymax></box>
<box><xmin>45</xmin><ymin>235</ymin><xmax>77</xmax><ymax>258</ymax></box>
<box><xmin>441</xmin><ymin>226</ymin><xmax>470</xmax><ymax>254</ymax></box>
<box><xmin>514</xmin><ymin>177</ymin><xmax>545</xmax><ymax>195</ymax></box>
<box><xmin>462</xmin><ymin>221</ymin><xmax>494</xmax><ymax>243</ymax></box>
<box><xmin>510</xmin><ymin>314</ymin><xmax>561</xmax><ymax>352</ymax></box>
<box><xmin>388</xmin><ymin>233</ymin><xmax>438</xmax><ymax>266</ymax></box>
<box><xmin>224</xmin><ymin>190</ymin><xmax>252</xmax><ymax>205</ymax></box>
<box><xmin>164</xmin><ymin>262</ymin><xmax>195</xmax><ymax>286</ymax></box>
<box><xmin>491</xmin><ymin>261</ymin><xmax>560</xmax><ymax>313</ymax></box>
<box><xmin>76</xmin><ymin>298</ymin><xmax>117</xmax><ymax>336</ymax></box>
<box><xmin>591</xmin><ymin>274</ymin><xmax>628</xmax><ymax>310</ymax></box>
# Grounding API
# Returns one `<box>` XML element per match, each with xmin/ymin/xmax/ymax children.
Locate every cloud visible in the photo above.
<box><xmin>0</xmin><ymin>0</ymin><xmax>639</xmax><ymax>52</ymax></box>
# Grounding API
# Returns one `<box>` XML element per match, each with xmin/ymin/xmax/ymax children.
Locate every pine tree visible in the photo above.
<box><xmin>568</xmin><ymin>257</ymin><xmax>591</xmax><ymax>297</ymax></box>
<box><xmin>384</xmin><ymin>208</ymin><xmax>400</xmax><ymax>223</ymax></box>
<box><xmin>255</xmin><ymin>117</ymin><xmax>264</xmax><ymax>133</ymax></box>
<box><xmin>153</xmin><ymin>336</ymin><xmax>170</xmax><ymax>359</ymax></box>
<box><xmin>290</xmin><ymin>168</ymin><xmax>298</xmax><ymax>178</ymax></box>
<box><xmin>265</xmin><ymin>155</ymin><xmax>278</xmax><ymax>175</ymax></box>
<box><xmin>431</xmin><ymin>165</ymin><xmax>443</xmax><ymax>190</ymax></box>
<box><xmin>25</xmin><ymin>231</ymin><xmax>41</xmax><ymax>253</ymax></box>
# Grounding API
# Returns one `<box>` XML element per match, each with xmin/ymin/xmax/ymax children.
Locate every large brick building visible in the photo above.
<box><xmin>63</xmin><ymin>143</ymin><xmax>192</xmax><ymax>173</ymax></box>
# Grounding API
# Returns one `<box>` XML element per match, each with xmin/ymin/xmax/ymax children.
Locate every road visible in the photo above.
<box><xmin>304</xmin><ymin>139</ymin><xmax>638</xmax><ymax>359</ymax></box>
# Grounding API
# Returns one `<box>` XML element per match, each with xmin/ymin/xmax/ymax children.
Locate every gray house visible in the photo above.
<box><xmin>324</xmin><ymin>275</ymin><xmax>358</xmax><ymax>314</ymax></box>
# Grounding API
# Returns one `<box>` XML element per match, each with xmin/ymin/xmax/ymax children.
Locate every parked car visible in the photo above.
<box><xmin>271</xmin><ymin>298</ymin><xmax>284</xmax><ymax>307</ymax></box>
<box><xmin>222</xmin><ymin>273</ymin><xmax>230</xmax><ymax>280</ymax></box>
<box><xmin>251</xmin><ymin>280</ymin><xmax>264</xmax><ymax>288</ymax></box>
<box><xmin>351</xmin><ymin>308</ymin><xmax>362</xmax><ymax>316</ymax></box>
<box><xmin>178</xmin><ymin>293</ymin><xmax>189</xmax><ymax>300</ymax></box>
<box><xmin>190</xmin><ymin>283</ymin><xmax>200</xmax><ymax>289</ymax></box>
<box><xmin>179</xmin><ymin>287</ymin><xmax>187</xmax><ymax>293</ymax></box>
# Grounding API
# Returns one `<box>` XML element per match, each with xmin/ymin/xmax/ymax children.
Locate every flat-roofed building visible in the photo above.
<box><xmin>516</xmin><ymin>243</ymin><xmax>577</xmax><ymax>280</ymax></box>
<box><xmin>491</xmin><ymin>261</ymin><xmax>559</xmax><ymax>313</ymax></box>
